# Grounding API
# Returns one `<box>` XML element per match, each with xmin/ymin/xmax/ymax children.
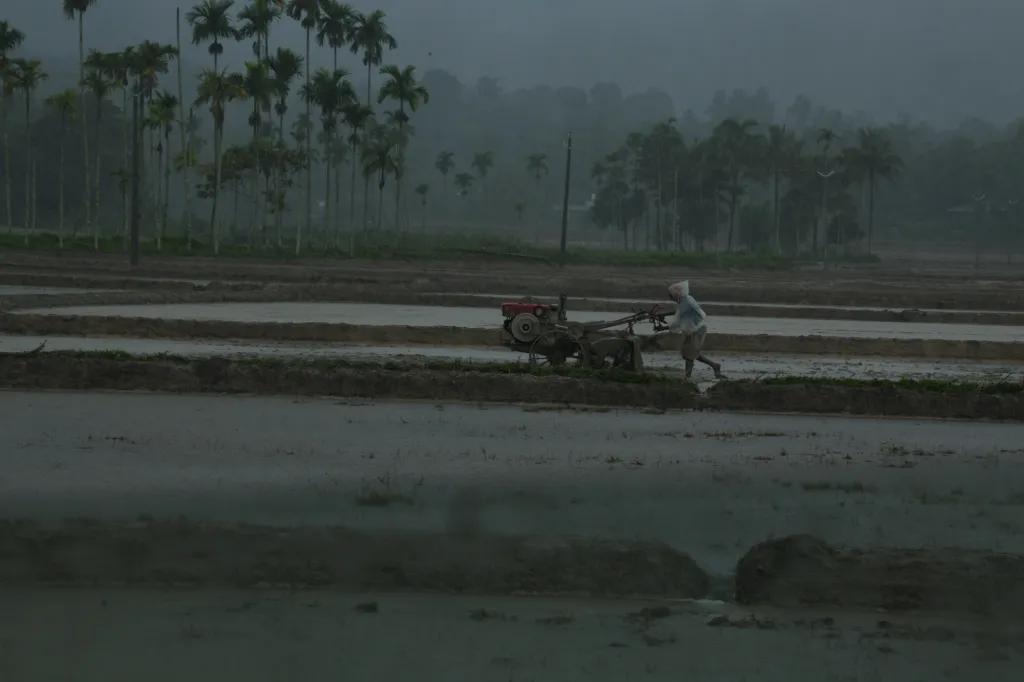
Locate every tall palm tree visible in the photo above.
<box><xmin>377</xmin><ymin>64</ymin><xmax>428</xmax><ymax>230</ymax></box>
<box><xmin>186</xmin><ymin>0</ymin><xmax>238</xmax><ymax>71</ymax></box>
<box><xmin>195</xmin><ymin>67</ymin><xmax>244</xmax><ymax>254</ymax></box>
<box><xmin>349</xmin><ymin>10</ymin><xmax>397</xmax><ymax>109</ymax></box>
<box><xmin>44</xmin><ymin>89</ymin><xmax>79</xmax><ymax>246</ymax></box>
<box><xmin>0</xmin><ymin>21</ymin><xmax>26</xmax><ymax>230</ymax></box>
<box><xmin>342</xmin><ymin>101</ymin><xmax>373</xmax><ymax>231</ymax></box>
<box><xmin>149</xmin><ymin>91</ymin><xmax>178</xmax><ymax>248</ymax></box>
<box><xmin>316</xmin><ymin>0</ymin><xmax>354</xmax><ymax>71</ymax></box>
<box><xmin>360</xmin><ymin>126</ymin><xmax>399</xmax><ymax>230</ymax></box>
<box><xmin>840</xmin><ymin>126</ymin><xmax>904</xmax><ymax>256</ymax></box>
<box><xmin>301</xmin><ymin>67</ymin><xmax>354</xmax><ymax>248</ymax></box>
<box><xmin>471</xmin><ymin>151</ymin><xmax>494</xmax><ymax>193</ymax></box>
<box><xmin>81</xmin><ymin>64</ymin><xmax>112</xmax><ymax>243</ymax></box>
<box><xmin>434</xmin><ymin>150</ymin><xmax>454</xmax><ymax>194</ymax></box>
<box><xmin>9</xmin><ymin>59</ymin><xmax>48</xmax><ymax>241</ymax></box>
<box><xmin>266</xmin><ymin>46</ymin><xmax>303</xmax><ymax>243</ymax></box>
<box><xmin>526</xmin><ymin>152</ymin><xmax>548</xmax><ymax>184</ymax></box>
<box><xmin>62</xmin><ymin>0</ymin><xmax>98</xmax><ymax>237</ymax></box>
<box><xmin>349</xmin><ymin>10</ymin><xmax>396</xmax><ymax>225</ymax></box>
<box><xmin>237</xmin><ymin>0</ymin><xmax>281</xmax><ymax>60</ymax></box>
<box><xmin>237</xmin><ymin>60</ymin><xmax>273</xmax><ymax>241</ymax></box>
<box><xmin>285</xmin><ymin>0</ymin><xmax>322</xmax><ymax>246</ymax></box>
<box><xmin>764</xmin><ymin>124</ymin><xmax>799</xmax><ymax>254</ymax></box>
<box><xmin>711</xmin><ymin>117</ymin><xmax>759</xmax><ymax>251</ymax></box>
<box><xmin>454</xmin><ymin>172</ymin><xmax>474</xmax><ymax>197</ymax></box>
<box><xmin>414</xmin><ymin>183</ymin><xmax>428</xmax><ymax>230</ymax></box>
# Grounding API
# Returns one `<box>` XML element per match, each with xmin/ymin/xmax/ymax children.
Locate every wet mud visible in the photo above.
<box><xmin>4</xmin><ymin>254</ymin><xmax>1024</xmax><ymax>309</ymax></box>
<box><xmin>1</xmin><ymin>353</ymin><xmax>1021</xmax><ymax>420</ymax></box>
<box><xmin>0</xmin><ymin>518</ymin><xmax>710</xmax><ymax>597</ymax></box>
<box><xmin>6</xmin><ymin>311</ymin><xmax>1024</xmax><ymax>359</ymax></box>
<box><xmin>736</xmin><ymin>534</ymin><xmax>1024</xmax><ymax>616</ymax></box>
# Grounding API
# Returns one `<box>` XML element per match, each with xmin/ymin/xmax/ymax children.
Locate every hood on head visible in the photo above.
<box><xmin>667</xmin><ymin>280</ymin><xmax>689</xmax><ymax>302</ymax></box>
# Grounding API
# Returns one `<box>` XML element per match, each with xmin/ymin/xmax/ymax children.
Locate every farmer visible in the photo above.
<box><xmin>665</xmin><ymin>280</ymin><xmax>723</xmax><ymax>380</ymax></box>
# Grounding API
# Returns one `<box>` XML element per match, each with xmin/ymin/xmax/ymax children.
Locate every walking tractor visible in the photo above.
<box><xmin>500</xmin><ymin>294</ymin><xmax>671</xmax><ymax>371</ymax></box>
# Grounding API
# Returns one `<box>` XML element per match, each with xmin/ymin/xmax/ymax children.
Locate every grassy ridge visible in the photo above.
<box><xmin>0</xmin><ymin>231</ymin><xmax>878</xmax><ymax>270</ymax></box>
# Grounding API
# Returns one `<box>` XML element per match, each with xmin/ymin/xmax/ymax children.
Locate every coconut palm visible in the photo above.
<box><xmin>194</xmin><ymin>67</ymin><xmax>244</xmax><ymax>253</ymax></box>
<box><xmin>80</xmin><ymin>65</ymin><xmax>113</xmax><ymax>242</ymax></box>
<box><xmin>434</xmin><ymin>150</ymin><xmax>454</xmax><ymax>194</ymax></box>
<box><xmin>301</xmin><ymin>67</ymin><xmax>355</xmax><ymax>246</ymax></box>
<box><xmin>454</xmin><ymin>172</ymin><xmax>474</xmax><ymax>197</ymax></box>
<box><xmin>414</xmin><ymin>183</ymin><xmax>428</xmax><ymax>230</ymax></box>
<box><xmin>342</xmin><ymin>101</ymin><xmax>373</xmax><ymax>231</ymax></box>
<box><xmin>44</xmin><ymin>89</ymin><xmax>78</xmax><ymax>246</ymax></box>
<box><xmin>186</xmin><ymin>0</ymin><xmax>238</xmax><ymax>71</ymax></box>
<box><xmin>0</xmin><ymin>21</ymin><xmax>26</xmax><ymax>230</ymax></box>
<box><xmin>316</xmin><ymin>0</ymin><xmax>355</xmax><ymax>70</ymax></box>
<box><xmin>266</xmin><ymin>46</ymin><xmax>303</xmax><ymax>243</ymax></box>
<box><xmin>149</xmin><ymin>91</ymin><xmax>178</xmax><ymax>248</ymax></box>
<box><xmin>349</xmin><ymin>10</ymin><xmax>396</xmax><ymax>108</ymax></box>
<box><xmin>237</xmin><ymin>0</ymin><xmax>281</xmax><ymax>60</ymax></box>
<box><xmin>840</xmin><ymin>127</ymin><xmax>904</xmax><ymax>256</ymax></box>
<box><xmin>378</xmin><ymin>64</ymin><xmax>428</xmax><ymax>230</ymax></box>
<box><xmin>526</xmin><ymin>153</ymin><xmax>548</xmax><ymax>184</ymax></box>
<box><xmin>360</xmin><ymin>126</ymin><xmax>399</xmax><ymax>230</ymax></box>
<box><xmin>62</xmin><ymin>0</ymin><xmax>98</xmax><ymax>235</ymax></box>
<box><xmin>471</xmin><ymin>151</ymin><xmax>493</xmax><ymax>193</ymax></box>
<box><xmin>9</xmin><ymin>59</ymin><xmax>48</xmax><ymax>241</ymax></box>
<box><xmin>285</xmin><ymin>0</ymin><xmax>322</xmax><ymax>244</ymax></box>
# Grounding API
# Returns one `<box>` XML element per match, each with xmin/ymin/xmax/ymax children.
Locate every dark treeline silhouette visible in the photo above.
<box><xmin>2</xmin><ymin>6</ymin><xmax>1023</xmax><ymax>259</ymax></box>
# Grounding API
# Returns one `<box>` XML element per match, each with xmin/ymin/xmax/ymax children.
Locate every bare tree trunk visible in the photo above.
<box><xmin>176</xmin><ymin>8</ymin><xmax>193</xmax><ymax>251</ymax></box>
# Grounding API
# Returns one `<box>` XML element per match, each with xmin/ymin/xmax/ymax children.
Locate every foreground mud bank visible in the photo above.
<box><xmin>736</xmin><ymin>535</ymin><xmax>1024</xmax><ymax>616</ymax></box>
<box><xmin>3</xmin><ymin>519</ymin><xmax>1021</xmax><ymax>617</ymax></box>
<box><xmin>2</xmin><ymin>353</ymin><xmax>1022</xmax><ymax>420</ymax></box>
<box><xmin>3</xmin><ymin>256</ymin><xmax>1024</xmax><ymax>309</ymax></box>
<box><xmin>6</xmin><ymin>311</ymin><xmax>1024</xmax><ymax>360</ymax></box>
<box><xmin>0</xmin><ymin>518</ymin><xmax>710</xmax><ymax>598</ymax></box>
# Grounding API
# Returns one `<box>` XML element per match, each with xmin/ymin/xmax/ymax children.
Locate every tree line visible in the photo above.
<box><xmin>2</xmin><ymin>4</ymin><xmax>1023</xmax><ymax>258</ymax></box>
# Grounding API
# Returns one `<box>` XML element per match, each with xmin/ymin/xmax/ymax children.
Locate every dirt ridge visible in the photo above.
<box><xmin>5</xmin><ymin>311</ymin><xmax>1022</xmax><ymax>360</ymax></box>
<box><xmin>1</xmin><ymin>354</ymin><xmax>1021</xmax><ymax>420</ymax></box>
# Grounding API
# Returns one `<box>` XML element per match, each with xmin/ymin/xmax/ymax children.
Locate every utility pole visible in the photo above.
<box><xmin>972</xmin><ymin>192</ymin><xmax>986</xmax><ymax>272</ymax></box>
<box><xmin>558</xmin><ymin>132</ymin><xmax>572</xmax><ymax>262</ymax></box>
<box><xmin>1007</xmin><ymin>199</ymin><xmax>1019</xmax><ymax>264</ymax></box>
<box><xmin>130</xmin><ymin>84</ymin><xmax>141</xmax><ymax>267</ymax></box>
<box><xmin>817</xmin><ymin>169</ymin><xmax>835</xmax><ymax>269</ymax></box>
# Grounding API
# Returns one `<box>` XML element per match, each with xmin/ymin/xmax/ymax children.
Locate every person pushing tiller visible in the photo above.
<box><xmin>658</xmin><ymin>280</ymin><xmax>723</xmax><ymax>380</ymax></box>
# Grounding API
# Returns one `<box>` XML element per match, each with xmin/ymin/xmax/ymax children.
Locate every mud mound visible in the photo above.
<box><xmin>0</xmin><ymin>518</ymin><xmax>710</xmax><ymax>597</ymax></box>
<box><xmin>735</xmin><ymin>534</ymin><xmax>1024</xmax><ymax>616</ymax></box>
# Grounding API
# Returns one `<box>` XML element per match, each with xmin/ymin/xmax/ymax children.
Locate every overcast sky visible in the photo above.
<box><xmin>9</xmin><ymin>0</ymin><xmax>1023</xmax><ymax>126</ymax></box>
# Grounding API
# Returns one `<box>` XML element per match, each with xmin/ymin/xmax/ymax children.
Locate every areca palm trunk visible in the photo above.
<box><xmin>348</xmin><ymin>132</ymin><xmax>358</xmax><ymax>255</ymax></box>
<box><xmin>78</xmin><ymin>14</ymin><xmax>91</xmax><ymax>238</ymax></box>
<box><xmin>121</xmin><ymin>89</ymin><xmax>129</xmax><ymax>243</ymax></box>
<box><xmin>22</xmin><ymin>93</ymin><xmax>31</xmax><ymax>244</ymax></box>
<box><xmin>362</xmin><ymin>61</ymin><xmax>372</xmax><ymax>232</ymax></box>
<box><xmin>772</xmin><ymin>170</ymin><xmax>780</xmax><ymax>254</ymax></box>
<box><xmin>92</xmin><ymin>97</ymin><xmax>103</xmax><ymax>248</ymax></box>
<box><xmin>58</xmin><ymin>111</ymin><xmax>66</xmax><ymax>247</ymax></box>
<box><xmin>299</xmin><ymin>27</ymin><xmax>311</xmax><ymax>256</ymax></box>
<box><xmin>211</xmin><ymin>122</ymin><xmax>223</xmax><ymax>254</ymax></box>
<box><xmin>867</xmin><ymin>171</ymin><xmax>876</xmax><ymax>256</ymax></box>
<box><xmin>155</xmin><ymin>140</ymin><xmax>163</xmax><ymax>251</ymax></box>
<box><xmin>324</xmin><ymin>130</ymin><xmax>332</xmax><ymax>248</ymax></box>
<box><xmin>175</xmin><ymin>8</ymin><xmax>193</xmax><ymax>250</ymax></box>
<box><xmin>276</xmin><ymin>106</ymin><xmax>285</xmax><ymax>247</ymax></box>
<box><xmin>163</xmin><ymin>128</ymin><xmax>171</xmax><ymax>248</ymax></box>
<box><xmin>1</xmin><ymin>86</ymin><xmax>10</xmax><ymax>231</ymax></box>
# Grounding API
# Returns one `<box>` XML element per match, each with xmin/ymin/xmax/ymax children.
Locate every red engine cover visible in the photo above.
<box><xmin>501</xmin><ymin>302</ymin><xmax>552</xmax><ymax>318</ymax></box>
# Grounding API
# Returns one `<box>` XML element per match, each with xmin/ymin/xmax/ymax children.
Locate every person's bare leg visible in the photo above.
<box><xmin>697</xmin><ymin>354</ymin><xmax>723</xmax><ymax>378</ymax></box>
<box><xmin>684</xmin><ymin>358</ymin><xmax>694</xmax><ymax>379</ymax></box>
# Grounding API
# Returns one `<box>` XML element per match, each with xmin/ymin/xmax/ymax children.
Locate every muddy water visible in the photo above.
<box><xmin>4</xmin><ymin>392</ymin><xmax>1024</xmax><ymax>577</ymax></box>
<box><xmin>23</xmin><ymin>301</ymin><xmax>1024</xmax><ymax>341</ymax></box>
<box><xmin>2</xmin><ymin>334</ymin><xmax>1018</xmax><ymax>382</ymax></box>
<box><xmin>3</xmin><ymin>588</ymin><xmax>1009</xmax><ymax>682</ymax></box>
